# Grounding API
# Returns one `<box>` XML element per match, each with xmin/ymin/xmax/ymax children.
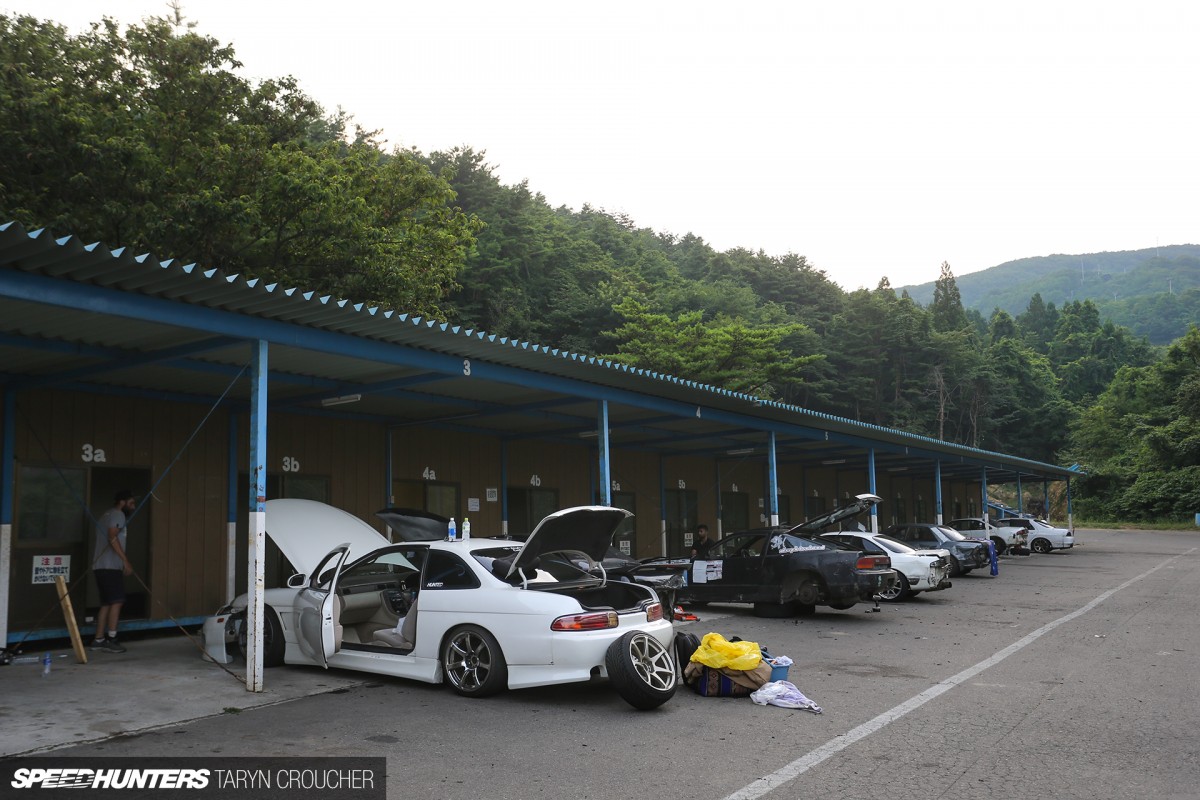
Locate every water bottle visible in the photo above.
<box><xmin>462</xmin><ymin>517</ymin><xmax>471</xmax><ymax>542</ymax></box>
<box><xmin>41</xmin><ymin>652</ymin><xmax>51</xmax><ymax>677</ymax></box>
<box><xmin>447</xmin><ymin>517</ymin><xmax>457</xmax><ymax>542</ymax></box>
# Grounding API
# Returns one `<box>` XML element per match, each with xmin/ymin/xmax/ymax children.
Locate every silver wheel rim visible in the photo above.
<box><xmin>879</xmin><ymin>580</ymin><xmax>903</xmax><ymax>601</ymax></box>
<box><xmin>446</xmin><ymin>631</ymin><xmax>495</xmax><ymax>691</ymax></box>
<box><xmin>627</xmin><ymin>634</ymin><xmax>675</xmax><ymax>691</ymax></box>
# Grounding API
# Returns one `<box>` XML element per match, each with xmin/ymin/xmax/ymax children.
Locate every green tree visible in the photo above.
<box><xmin>931</xmin><ymin>261</ymin><xmax>969</xmax><ymax>332</ymax></box>
<box><xmin>0</xmin><ymin>13</ymin><xmax>478</xmax><ymax>316</ymax></box>
<box><xmin>1016</xmin><ymin>293</ymin><xmax>1059</xmax><ymax>353</ymax></box>
<box><xmin>602</xmin><ymin>298</ymin><xmax>820</xmax><ymax>399</ymax></box>
<box><xmin>1050</xmin><ymin>300</ymin><xmax>1153</xmax><ymax>403</ymax></box>
<box><xmin>1068</xmin><ymin>326</ymin><xmax>1200</xmax><ymax>519</ymax></box>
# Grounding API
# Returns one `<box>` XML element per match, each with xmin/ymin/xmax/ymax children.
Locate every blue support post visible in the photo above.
<box><xmin>935</xmin><ymin>460</ymin><xmax>944</xmax><ymax>525</ymax></box>
<box><xmin>1017</xmin><ymin>474</ymin><xmax>1023</xmax><ymax>513</ymax></box>
<box><xmin>767</xmin><ymin>432</ymin><xmax>779</xmax><ymax>526</ymax></box>
<box><xmin>868</xmin><ymin>448</ymin><xmax>878</xmax><ymax>533</ymax></box>
<box><xmin>500</xmin><ymin>440</ymin><xmax>509</xmax><ymax>538</ymax></box>
<box><xmin>981</xmin><ymin>467</ymin><xmax>989</xmax><ymax>520</ymax></box>
<box><xmin>1066</xmin><ymin>476</ymin><xmax>1073</xmax><ymax>531</ymax></box>
<box><xmin>226</xmin><ymin>412</ymin><xmax>238</xmax><ymax>601</ymax></box>
<box><xmin>659</xmin><ymin>456</ymin><xmax>667</xmax><ymax>557</ymax></box>
<box><xmin>385</xmin><ymin>429</ymin><xmax>394</xmax><ymax>508</ymax></box>
<box><xmin>714</xmin><ymin>460</ymin><xmax>722</xmax><ymax>537</ymax></box>
<box><xmin>1</xmin><ymin>390</ymin><xmax>15</xmax><ymax>645</ymax></box>
<box><xmin>597</xmin><ymin>401</ymin><xmax>611</xmax><ymax>506</ymax></box>
<box><xmin>247</xmin><ymin>340</ymin><xmax>268</xmax><ymax>692</ymax></box>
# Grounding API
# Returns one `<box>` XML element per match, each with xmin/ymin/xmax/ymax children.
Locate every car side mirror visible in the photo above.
<box><xmin>286</xmin><ymin>573</ymin><xmax>307</xmax><ymax>588</ymax></box>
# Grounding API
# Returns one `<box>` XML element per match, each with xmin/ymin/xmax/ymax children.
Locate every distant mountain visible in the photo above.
<box><xmin>900</xmin><ymin>245</ymin><xmax>1200</xmax><ymax>344</ymax></box>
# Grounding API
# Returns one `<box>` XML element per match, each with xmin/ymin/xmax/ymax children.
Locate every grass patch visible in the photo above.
<box><xmin>1075</xmin><ymin>519</ymin><xmax>1200</xmax><ymax>530</ymax></box>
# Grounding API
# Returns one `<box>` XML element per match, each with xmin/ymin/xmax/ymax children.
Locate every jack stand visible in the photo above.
<box><xmin>869</xmin><ymin>594</ymin><xmax>882</xmax><ymax>612</ymax></box>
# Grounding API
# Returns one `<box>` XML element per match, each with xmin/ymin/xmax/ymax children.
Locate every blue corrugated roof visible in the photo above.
<box><xmin>0</xmin><ymin>220</ymin><xmax>1075</xmax><ymax>479</ymax></box>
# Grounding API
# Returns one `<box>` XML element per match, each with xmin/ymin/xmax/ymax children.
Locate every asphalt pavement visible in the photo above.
<box><xmin>0</xmin><ymin>628</ymin><xmax>366</xmax><ymax>757</ymax></box>
<box><xmin>4</xmin><ymin>528</ymin><xmax>1198</xmax><ymax>800</ymax></box>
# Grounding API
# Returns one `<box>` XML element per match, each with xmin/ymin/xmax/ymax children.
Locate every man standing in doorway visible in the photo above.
<box><xmin>690</xmin><ymin>523</ymin><xmax>713</xmax><ymax>560</ymax></box>
<box><xmin>91</xmin><ymin>489</ymin><xmax>135</xmax><ymax>653</ymax></box>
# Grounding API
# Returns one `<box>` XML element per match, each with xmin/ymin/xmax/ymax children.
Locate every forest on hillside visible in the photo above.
<box><xmin>901</xmin><ymin>247</ymin><xmax>1200</xmax><ymax>345</ymax></box>
<box><xmin>2</xmin><ymin>12</ymin><xmax>1198</xmax><ymax>522</ymax></box>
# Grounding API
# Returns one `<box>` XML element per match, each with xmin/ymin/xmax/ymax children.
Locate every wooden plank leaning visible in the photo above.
<box><xmin>54</xmin><ymin>575</ymin><xmax>88</xmax><ymax>664</ymax></box>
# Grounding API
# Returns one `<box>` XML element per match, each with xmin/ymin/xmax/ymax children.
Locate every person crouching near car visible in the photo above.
<box><xmin>90</xmin><ymin>489</ymin><xmax>136</xmax><ymax>653</ymax></box>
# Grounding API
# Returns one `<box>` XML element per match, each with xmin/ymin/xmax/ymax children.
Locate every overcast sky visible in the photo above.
<box><xmin>7</xmin><ymin>1</ymin><xmax>1199</xmax><ymax>289</ymax></box>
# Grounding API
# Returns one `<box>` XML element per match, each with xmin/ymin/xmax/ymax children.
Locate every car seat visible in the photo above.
<box><xmin>372</xmin><ymin>606</ymin><xmax>417</xmax><ymax>651</ymax></box>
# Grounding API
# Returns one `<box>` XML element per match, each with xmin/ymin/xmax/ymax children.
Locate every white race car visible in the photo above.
<box><xmin>202</xmin><ymin>500</ymin><xmax>677</xmax><ymax>710</ymax></box>
<box><xmin>996</xmin><ymin>517</ymin><xmax>1075</xmax><ymax>553</ymax></box>
<box><xmin>821</xmin><ymin>531</ymin><xmax>953</xmax><ymax>601</ymax></box>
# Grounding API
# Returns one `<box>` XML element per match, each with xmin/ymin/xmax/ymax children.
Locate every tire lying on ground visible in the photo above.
<box><xmin>605</xmin><ymin>630</ymin><xmax>678</xmax><ymax>710</ymax></box>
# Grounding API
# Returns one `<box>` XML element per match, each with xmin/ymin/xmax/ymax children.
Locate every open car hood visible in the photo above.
<box><xmin>790</xmin><ymin>493</ymin><xmax>882</xmax><ymax>534</ymax></box>
<box><xmin>508</xmin><ymin>506</ymin><xmax>632</xmax><ymax>579</ymax></box>
<box><xmin>375</xmin><ymin>507</ymin><xmax>451</xmax><ymax>541</ymax></box>
<box><xmin>265</xmin><ymin>499</ymin><xmax>390</xmax><ymax>574</ymax></box>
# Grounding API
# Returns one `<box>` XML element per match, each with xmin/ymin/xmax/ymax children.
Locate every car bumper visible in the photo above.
<box><xmin>201</xmin><ymin>611</ymin><xmax>238</xmax><ymax>664</ymax></box>
<box><xmin>525</xmin><ymin>618</ymin><xmax>675</xmax><ymax>689</ymax></box>
<box><xmin>857</xmin><ymin>569</ymin><xmax>898</xmax><ymax>599</ymax></box>
<box><xmin>959</xmin><ymin>550</ymin><xmax>991</xmax><ymax>568</ymax></box>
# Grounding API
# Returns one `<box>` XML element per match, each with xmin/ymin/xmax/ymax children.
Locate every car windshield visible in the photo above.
<box><xmin>875</xmin><ymin>534</ymin><xmax>917</xmax><ymax>554</ymax></box>
<box><xmin>709</xmin><ymin>533</ymin><xmax>767</xmax><ymax>559</ymax></box>
<box><xmin>937</xmin><ymin>527</ymin><xmax>968</xmax><ymax>541</ymax></box>
<box><xmin>472</xmin><ymin>545</ymin><xmax>598</xmax><ymax>584</ymax></box>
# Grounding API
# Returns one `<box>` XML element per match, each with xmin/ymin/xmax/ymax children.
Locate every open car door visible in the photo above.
<box><xmin>293</xmin><ymin>543</ymin><xmax>353</xmax><ymax>668</ymax></box>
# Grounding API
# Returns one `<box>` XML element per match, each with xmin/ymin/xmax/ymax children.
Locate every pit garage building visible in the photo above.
<box><xmin>0</xmin><ymin>220</ymin><xmax>1078</xmax><ymax>656</ymax></box>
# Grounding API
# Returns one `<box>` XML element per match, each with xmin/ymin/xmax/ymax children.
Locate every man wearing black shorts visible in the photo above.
<box><xmin>91</xmin><ymin>490</ymin><xmax>136</xmax><ymax>653</ymax></box>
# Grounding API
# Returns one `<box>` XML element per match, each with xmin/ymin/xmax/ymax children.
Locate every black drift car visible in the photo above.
<box><xmin>664</xmin><ymin>494</ymin><xmax>898</xmax><ymax>617</ymax></box>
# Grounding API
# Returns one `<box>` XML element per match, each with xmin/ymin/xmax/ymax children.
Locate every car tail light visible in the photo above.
<box><xmin>551</xmin><ymin>611</ymin><xmax>619</xmax><ymax>631</ymax></box>
<box><xmin>857</xmin><ymin>555</ymin><xmax>890</xmax><ymax>570</ymax></box>
<box><xmin>644</xmin><ymin>602</ymin><xmax>664</xmax><ymax>622</ymax></box>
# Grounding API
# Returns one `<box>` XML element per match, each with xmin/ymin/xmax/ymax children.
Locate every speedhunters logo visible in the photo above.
<box><xmin>11</xmin><ymin>768</ymin><xmax>209</xmax><ymax>788</ymax></box>
<box><xmin>2</xmin><ymin>758</ymin><xmax>385</xmax><ymax>799</ymax></box>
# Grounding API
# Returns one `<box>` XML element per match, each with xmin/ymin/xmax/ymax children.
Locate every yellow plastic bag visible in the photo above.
<box><xmin>690</xmin><ymin>632</ymin><xmax>763</xmax><ymax>670</ymax></box>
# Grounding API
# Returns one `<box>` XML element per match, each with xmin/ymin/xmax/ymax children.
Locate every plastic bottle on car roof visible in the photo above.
<box><xmin>462</xmin><ymin>517</ymin><xmax>471</xmax><ymax>542</ymax></box>
<box><xmin>447</xmin><ymin>517</ymin><xmax>457</xmax><ymax>542</ymax></box>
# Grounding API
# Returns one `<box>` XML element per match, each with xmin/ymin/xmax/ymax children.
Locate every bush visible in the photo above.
<box><xmin>1112</xmin><ymin>466</ymin><xmax>1200</xmax><ymax>520</ymax></box>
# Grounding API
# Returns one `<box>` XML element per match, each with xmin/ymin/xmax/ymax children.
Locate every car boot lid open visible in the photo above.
<box><xmin>507</xmin><ymin>505</ymin><xmax>632</xmax><ymax>579</ymax></box>
<box><xmin>265</xmin><ymin>498</ymin><xmax>390</xmax><ymax>576</ymax></box>
<box><xmin>790</xmin><ymin>493</ymin><xmax>882</xmax><ymax>534</ymax></box>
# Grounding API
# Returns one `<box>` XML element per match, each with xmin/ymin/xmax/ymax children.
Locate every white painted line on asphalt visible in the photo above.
<box><xmin>722</xmin><ymin>547</ymin><xmax>1198</xmax><ymax>800</ymax></box>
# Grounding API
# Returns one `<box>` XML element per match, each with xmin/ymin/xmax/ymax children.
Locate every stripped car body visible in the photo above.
<box><xmin>947</xmin><ymin>517</ymin><xmax>1029</xmax><ymax>555</ymax></box>
<box><xmin>203</xmin><ymin>500</ymin><xmax>677</xmax><ymax>709</ymax></box>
